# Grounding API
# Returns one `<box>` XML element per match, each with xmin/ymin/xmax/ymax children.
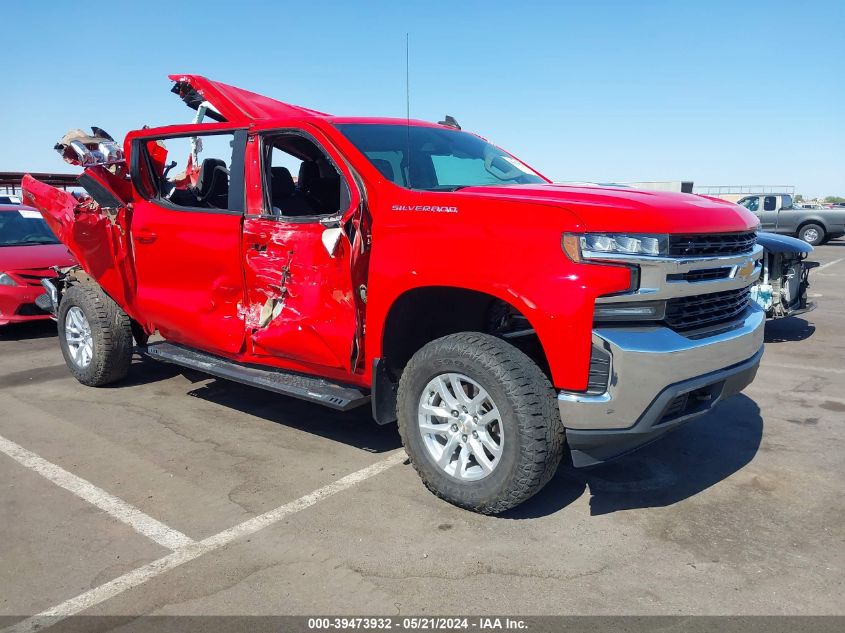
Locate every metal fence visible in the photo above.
<box><xmin>1</xmin><ymin>171</ymin><xmax>79</xmax><ymax>195</ymax></box>
<box><xmin>694</xmin><ymin>184</ymin><xmax>795</xmax><ymax>195</ymax></box>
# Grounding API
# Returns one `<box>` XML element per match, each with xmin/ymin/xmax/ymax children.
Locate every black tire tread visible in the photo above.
<box><xmin>799</xmin><ymin>222</ymin><xmax>825</xmax><ymax>246</ymax></box>
<box><xmin>397</xmin><ymin>332</ymin><xmax>563</xmax><ymax>514</ymax></box>
<box><xmin>58</xmin><ymin>283</ymin><xmax>133</xmax><ymax>386</ymax></box>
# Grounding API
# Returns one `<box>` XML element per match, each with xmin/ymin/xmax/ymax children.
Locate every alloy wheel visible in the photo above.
<box><xmin>417</xmin><ymin>372</ymin><xmax>504</xmax><ymax>481</ymax></box>
<box><xmin>65</xmin><ymin>306</ymin><xmax>93</xmax><ymax>368</ymax></box>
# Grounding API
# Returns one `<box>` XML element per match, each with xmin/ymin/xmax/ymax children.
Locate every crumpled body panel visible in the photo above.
<box><xmin>21</xmin><ymin>173</ymin><xmax>140</xmax><ymax>320</ymax></box>
<box><xmin>241</xmin><ymin>218</ymin><xmax>359</xmax><ymax>370</ymax></box>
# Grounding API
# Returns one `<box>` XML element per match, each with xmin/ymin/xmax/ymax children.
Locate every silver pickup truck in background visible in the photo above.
<box><xmin>737</xmin><ymin>193</ymin><xmax>845</xmax><ymax>245</ymax></box>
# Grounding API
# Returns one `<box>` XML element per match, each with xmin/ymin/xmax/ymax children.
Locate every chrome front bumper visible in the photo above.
<box><xmin>559</xmin><ymin>306</ymin><xmax>765</xmax><ymax>466</ymax></box>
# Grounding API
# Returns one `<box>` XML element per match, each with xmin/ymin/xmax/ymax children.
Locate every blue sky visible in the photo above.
<box><xmin>2</xmin><ymin>0</ymin><xmax>842</xmax><ymax>197</ymax></box>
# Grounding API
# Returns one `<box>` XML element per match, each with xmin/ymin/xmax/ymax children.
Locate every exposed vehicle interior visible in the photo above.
<box><xmin>263</xmin><ymin>134</ymin><xmax>349</xmax><ymax>218</ymax></box>
<box><xmin>141</xmin><ymin>133</ymin><xmax>236</xmax><ymax>211</ymax></box>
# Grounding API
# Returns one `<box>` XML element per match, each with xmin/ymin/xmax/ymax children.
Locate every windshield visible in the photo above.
<box><xmin>0</xmin><ymin>209</ymin><xmax>60</xmax><ymax>246</ymax></box>
<box><xmin>335</xmin><ymin>123</ymin><xmax>546</xmax><ymax>191</ymax></box>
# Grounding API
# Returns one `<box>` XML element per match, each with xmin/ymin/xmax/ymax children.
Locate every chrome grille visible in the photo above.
<box><xmin>668</xmin><ymin>232</ymin><xmax>756</xmax><ymax>257</ymax></box>
<box><xmin>665</xmin><ymin>287</ymin><xmax>751</xmax><ymax>331</ymax></box>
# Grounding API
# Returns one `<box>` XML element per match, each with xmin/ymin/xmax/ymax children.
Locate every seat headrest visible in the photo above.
<box><xmin>197</xmin><ymin>158</ymin><xmax>227</xmax><ymax>195</ymax></box>
<box><xmin>271</xmin><ymin>166</ymin><xmax>295</xmax><ymax>199</ymax></box>
<box><xmin>298</xmin><ymin>161</ymin><xmax>319</xmax><ymax>192</ymax></box>
<box><xmin>370</xmin><ymin>159</ymin><xmax>395</xmax><ymax>183</ymax></box>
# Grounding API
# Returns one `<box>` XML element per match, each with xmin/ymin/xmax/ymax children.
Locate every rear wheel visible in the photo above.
<box><xmin>57</xmin><ymin>284</ymin><xmax>133</xmax><ymax>386</ymax></box>
<box><xmin>397</xmin><ymin>332</ymin><xmax>564</xmax><ymax>514</ymax></box>
<box><xmin>798</xmin><ymin>223</ymin><xmax>825</xmax><ymax>246</ymax></box>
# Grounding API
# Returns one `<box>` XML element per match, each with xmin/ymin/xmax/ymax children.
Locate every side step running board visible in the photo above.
<box><xmin>143</xmin><ymin>342</ymin><xmax>370</xmax><ymax>411</ymax></box>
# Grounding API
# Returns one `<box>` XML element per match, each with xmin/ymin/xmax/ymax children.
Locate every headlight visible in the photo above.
<box><xmin>562</xmin><ymin>233</ymin><xmax>667</xmax><ymax>262</ymax></box>
<box><xmin>0</xmin><ymin>273</ymin><xmax>18</xmax><ymax>286</ymax></box>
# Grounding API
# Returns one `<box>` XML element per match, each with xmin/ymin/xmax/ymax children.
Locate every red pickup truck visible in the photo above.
<box><xmin>23</xmin><ymin>75</ymin><xmax>765</xmax><ymax>514</ymax></box>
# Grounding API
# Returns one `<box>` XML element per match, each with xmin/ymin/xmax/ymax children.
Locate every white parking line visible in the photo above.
<box><xmin>815</xmin><ymin>257</ymin><xmax>842</xmax><ymax>272</ymax></box>
<box><xmin>2</xmin><ymin>450</ymin><xmax>406</xmax><ymax>633</ymax></box>
<box><xmin>0</xmin><ymin>434</ymin><xmax>195</xmax><ymax>551</ymax></box>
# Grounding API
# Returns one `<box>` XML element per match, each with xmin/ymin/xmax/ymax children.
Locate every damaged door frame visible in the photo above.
<box><xmin>238</xmin><ymin>123</ymin><xmax>371</xmax><ymax>379</ymax></box>
<box><xmin>124</xmin><ymin>124</ymin><xmax>251</xmax><ymax>353</ymax></box>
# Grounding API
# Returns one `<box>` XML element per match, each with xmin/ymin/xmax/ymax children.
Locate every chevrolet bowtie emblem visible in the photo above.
<box><xmin>735</xmin><ymin>259</ymin><xmax>756</xmax><ymax>280</ymax></box>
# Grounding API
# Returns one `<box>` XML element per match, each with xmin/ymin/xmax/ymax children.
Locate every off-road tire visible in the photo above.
<box><xmin>397</xmin><ymin>332</ymin><xmax>564</xmax><ymax>514</ymax></box>
<box><xmin>57</xmin><ymin>283</ymin><xmax>133</xmax><ymax>386</ymax></box>
<box><xmin>798</xmin><ymin>223</ymin><xmax>825</xmax><ymax>246</ymax></box>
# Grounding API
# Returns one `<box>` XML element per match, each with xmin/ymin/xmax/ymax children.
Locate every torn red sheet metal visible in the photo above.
<box><xmin>21</xmin><ymin>173</ymin><xmax>140</xmax><ymax>321</ymax></box>
<box><xmin>169</xmin><ymin>74</ymin><xmax>329</xmax><ymax>124</ymax></box>
<box><xmin>241</xmin><ymin>219</ymin><xmax>360</xmax><ymax>369</ymax></box>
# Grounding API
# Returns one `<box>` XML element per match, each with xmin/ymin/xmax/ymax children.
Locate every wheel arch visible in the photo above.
<box><xmin>370</xmin><ymin>285</ymin><xmax>554</xmax><ymax>425</ymax></box>
<box><xmin>59</xmin><ymin>272</ymin><xmax>149</xmax><ymax>345</ymax></box>
<box><xmin>796</xmin><ymin>217</ymin><xmax>829</xmax><ymax>233</ymax></box>
<box><xmin>380</xmin><ymin>285</ymin><xmax>549</xmax><ymax>376</ymax></box>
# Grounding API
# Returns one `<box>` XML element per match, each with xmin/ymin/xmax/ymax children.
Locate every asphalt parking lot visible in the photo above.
<box><xmin>1</xmin><ymin>245</ymin><xmax>843</xmax><ymax>628</ymax></box>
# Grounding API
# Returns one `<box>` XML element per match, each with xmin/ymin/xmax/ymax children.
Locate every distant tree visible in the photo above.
<box><xmin>823</xmin><ymin>196</ymin><xmax>845</xmax><ymax>204</ymax></box>
<box><xmin>795</xmin><ymin>194</ymin><xmax>804</xmax><ymax>202</ymax></box>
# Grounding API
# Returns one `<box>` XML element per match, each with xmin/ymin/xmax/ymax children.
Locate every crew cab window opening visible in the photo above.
<box><xmin>259</xmin><ymin>130</ymin><xmax>351</xmax><ymax>222</ymax></box>
<box><xmin>764</xmin><ymin>196</ymin><xmax>777</xmax><ymax>212</ymax></box>
<box><xmin>130</xmin><ymin>129</ymin><xmax>247</xmax><ymax>215</ymax></box>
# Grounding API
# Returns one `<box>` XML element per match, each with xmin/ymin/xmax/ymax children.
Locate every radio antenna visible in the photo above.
<box><xmin>405</xmin><ymin>32</ymin><xmax>412</xmax><ymax>187</ymax></box>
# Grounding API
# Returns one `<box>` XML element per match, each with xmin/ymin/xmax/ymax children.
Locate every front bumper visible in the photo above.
<box><xmin>0</xmin><ymin>285</ymin><xmax>53</xmax><ymax>325</ymax></box>
<box><xmin>559</xmin><ymin>306</ymin><xmax>765</xmax><ymax>467</ymax></box>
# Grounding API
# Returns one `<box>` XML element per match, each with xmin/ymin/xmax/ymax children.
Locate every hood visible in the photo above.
<box><xmin>0</xmin><ymin>243</ymin><xmax>75</xmax><ymax>272</ymax></box>
<box><xmin>454</xmin><ymin>184</ymin><xmax>759</xmax><ymax>234</ymax></box>
<box><xmin>756</xmin><ymin>231</ymin><xmax>813</xmax><ymax>254</ymax></box>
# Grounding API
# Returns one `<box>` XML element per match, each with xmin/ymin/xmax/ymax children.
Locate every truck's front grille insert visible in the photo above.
<box><xmin>668</xmin><ymin>232</ymin><xmax>756</xmax><ymax>257</ymax></box>
<box><xmin>667</xmin><ymin>267</ymin><xmax>732</xmax><ymax>283</ymax></box>
<box><xmin>664</xmin><ymin>287</ymin><xmax>751</xmax><ymax>331</ymax></box>
<box><xmin>585</xmin><ymin>345</ymin><xmax>611</xmax><ymax>395</ymax></box>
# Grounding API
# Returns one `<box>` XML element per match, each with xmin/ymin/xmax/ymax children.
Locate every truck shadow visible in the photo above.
<box><xmin>504</xmin><ymin>394</ymin><xmax>763</xmax><ymax>519</ymax></box>
<box><xmin>121</xmin><ymin>356</ymin><xmax>762</xmax><ymax>507</ymax></box>
<box><xmin>764</xmin><ymin>317</ymin><xmax>815</xmax><ymax>343</ymax></box>
<box><xmin>183</xmin><ymin>375</ymin><xmax>402</xmax><ymax>454</ymax></box>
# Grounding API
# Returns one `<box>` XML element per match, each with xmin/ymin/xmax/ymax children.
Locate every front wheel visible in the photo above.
<box><xmin>57</xmin><ymin>283</ymin><xmax>134</xmax><ymax>386</ymax></box>
<box><xmin>397</xmin><ymin>332</ymin><xmax>564</xmax><ymax>514</ymax></box>
<box><xmin>798</xmin><ymin>223</ymin><xmax>825</xmax><ymax>246</ymax></box>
